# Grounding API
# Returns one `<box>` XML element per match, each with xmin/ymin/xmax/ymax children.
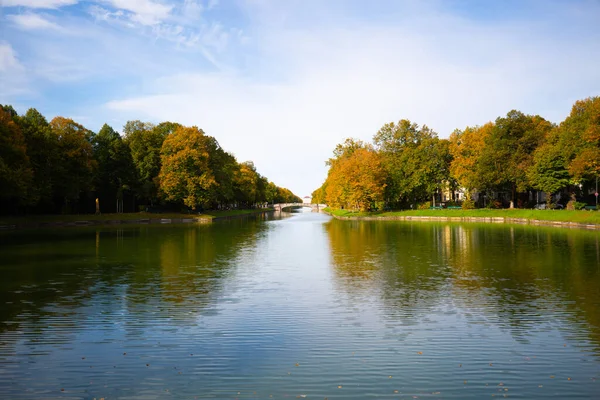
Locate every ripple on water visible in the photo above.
<box><xmin>0</xmin><ymin>217</ymin><xmax>599</xmax><ymax>398</ymax></box>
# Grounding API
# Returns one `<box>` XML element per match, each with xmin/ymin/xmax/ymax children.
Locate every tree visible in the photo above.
<box><xmin>477</xmin><ymin>111</ymin><xmax>552</xmax><ymax>208</ymax></box>
<box><xmin>123</xmin><ymin>120</ymin><xmax>163</xmax><ymax>206</ymax></box>
<box><xmin>234</xmin><ymin>161</ymin><xmax>260</xmax><ymax>208</ymax></box>
<box><xmin>158</xmin><ymin>126</ymin><xmax>216</xmax><ymax>209</ymax></box>
<box><xmin>324</xmin><ymin>140</ymin><xmax>386</xmax><ymax>211</ymax></box>
<box><xmin>373</xmin><ymin>120</ymin><xmax>450</xmax><ymax>207</ymax></box>
<box><xmin>449</xmin><ymin>123</ymin><xmax>494</xmax><ymax>199</ymax></box>
<box><xmin>93</xmin><ymin>124</ymin><xmax>136</xmax><ymax>213</ymax></box>
<box><xmin>0</xmin><ymin>106</ymin><xmax>33</xmax><ymax>210</ymax></box>
<box><xmin>15</xmin><ymin>108</ymin><xmax>58</xmax><ymax>209</ymax></box>
<box><xmin>49</xmin><ymin>116</ymin><xmax>96</xmax><ymax>212</ymax></box>
<box><xmin>557</xmin><ymin>97</ymin><xmax>600</xmax><ymax>181</ymax></box>
<box><xmin>528</xmin><ymin>141</ymin><xmax>571</xmax><ymax>206</ymax></box>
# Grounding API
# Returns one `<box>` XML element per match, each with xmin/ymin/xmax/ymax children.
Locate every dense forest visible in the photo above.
<box><xmin>313</xmin><ymin>97</ymin><xmax>600</xmax><ymax>211</ymax></box>
<box><xmin>0</xmin><ymin>105</ymin><xmax>301</xmax><ymax>215</ymax></box>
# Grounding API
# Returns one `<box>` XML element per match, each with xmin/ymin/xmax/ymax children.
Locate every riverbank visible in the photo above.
<box><xmin>0</xmin><ymin>208</ymin><xmax>275</xmax><ymax>230</ymax></box>
<box><xmin>324</xmin><ymin>208</ymin><xmax>600</xmax><ymax>230</ymax></box>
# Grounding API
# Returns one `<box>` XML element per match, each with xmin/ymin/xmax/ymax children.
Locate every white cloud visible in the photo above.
<box><xmin>102</xmin><ymin>0</ymin><xmax>173</xmax><ymax>26</ymax></box>
<box><xmin>8</xmin><ymin>13</ymin><xmax>63</xmax><ymax>31</ymax></box>
<box><xmin>0</xmin><ymin>42</ymin><xmax>24</xmax><ymax>73</ymax></box>
<box><xmin>0</xmin><ymin>42</ymin><xmax>29</xmax><ymax>100</ymax></box>
<box><xmin>1</xmin><ymin>0</ymin><xmax>77</xmax><ymax>8</ymax></box>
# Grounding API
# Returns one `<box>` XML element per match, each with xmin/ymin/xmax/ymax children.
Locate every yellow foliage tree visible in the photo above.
<box><xmin>448</xmin><ymin>122</ymin><xmax>494</xmax><ymax>199</ymax></box>
<box><xmin>159</xmin><ymin>126</ymin><xmax>216</xmax><ymax>209</ymax></box>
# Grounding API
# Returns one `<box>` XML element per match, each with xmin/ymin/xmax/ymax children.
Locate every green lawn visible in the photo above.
<box><xmin>0</xmin><ymin>208</ymin><xmax>274</xmax><ymax>225</ymax></box>
<box><xmin>324</xmin><ymin>207</ymin><xmax>600</xmax><ymax>225</ymax></box>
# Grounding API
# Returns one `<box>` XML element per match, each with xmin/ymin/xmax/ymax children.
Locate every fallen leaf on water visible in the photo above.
<box><xmin>338</xmin><ymin>385</ymin><xmax>342</xmax><ymax>389</ymax></box>
<box><xmin>295</xmin><ymin>363</ymin><xmax>300</xmax><ymax>367</ymax></box>
<box><xmin>389</xmin><ymin>375</ymin><xmax>392</xmax><ymax>378</ymax></box>
<box><xmin>568</xmin><ymin>377</ymin><xmax>572</xmax><ymax>381</ymax></box>
<box><xmin>417</xmin><ymin>351</ymin><xmax>423</xmax><ymax>355</ymax></box>
<box><xmin>550</xmin><ymin>375</ymin><xmax>555</xmax><ymax>378</ymax></box>
<box><xmin>394</xmin><ymin>390</ymin><xmax>398</xmax><ymax>393</ymax></box>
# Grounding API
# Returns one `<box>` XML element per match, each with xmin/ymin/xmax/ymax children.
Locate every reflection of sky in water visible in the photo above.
<box><xmin>0</xmin><ymin>215</ymin><xmax>599</xmax><ymax>398</ymax></box>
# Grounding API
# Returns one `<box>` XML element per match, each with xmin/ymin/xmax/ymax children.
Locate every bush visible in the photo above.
<box><xmin>567</xmin><ymin>200</ymin><xmax>587</xmax><ymax>210</ymax></box>
<box><xmin>418</xmin><ymin>201</ymin><xmax>431</xmax><ymax>210</ymax></box>
<box><xmin>486</xmin><ymin>200</ymin><xmax>502</xmax><ymax>209</ymax></box>
<box><xmin>462</xmin><ymin>199</ymin><xmax>475</xmax><ymax>209</ymax></box>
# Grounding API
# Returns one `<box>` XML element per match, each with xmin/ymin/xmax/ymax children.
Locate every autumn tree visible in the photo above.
<box><xmin>557</xmin><ymin>97</ymin><xmax>600</xmax><ymax>182</ymax></box>
<box><xmin>159</xmin><ymin>126</ymin><xmax>216</xmax><ymax>209</ymax></box>
<box><xmin>449</xmin><ymin>123</ymin><xmax>494</xmax><ymax>200</ymax></box>
<box><xmin>324</xmin><ymin>139</ymin><xmax>386</xmax><ymax>211</ymax></box>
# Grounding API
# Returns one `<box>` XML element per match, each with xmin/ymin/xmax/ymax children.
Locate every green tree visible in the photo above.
<box><xmin>373</xmin><ymin>120</ymin><xmax>450</xmax><ymax>207</ymax></box>
<box><xmin>93</xmin><ymin>124</ymin><xmax>136</xmax><ymax>213</ymax></box>
<box><xmin>123</xmin><ymin>120</ymin><xmax>165</xmax><ymax>206</ymax></box>
<box><xmin>15</xmin><ymin>108</ymin><xmax>59</xmax><ymax>209</ymax></box>
<box><xmin>478</xmin><ymin>111</ymin><xmax>552</xmax><ymax>207</ymax></box>
<box><xmin>0</xmin><ymin>106</ymin><xmax>33</xmax><ymax>210</ymax></box>
<box><xmin>49</xmin><ymin>116</ymin><xmax>96</xmax><ymax>212</ymax></box>
<box><xmin>528</xmin><ymin>141</ymin><xmax>571</xmax><ymax>206</ymax></box>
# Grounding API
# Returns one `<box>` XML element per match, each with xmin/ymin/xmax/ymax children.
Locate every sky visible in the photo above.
<box><xmin>1</xmin><ymin>0</ymin><xmax>599</xmax><ymax>197</ymax></box>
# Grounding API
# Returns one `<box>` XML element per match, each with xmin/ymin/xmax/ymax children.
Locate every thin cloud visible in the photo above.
<box><xmin>8</xmin><ymin>13</ymin><xmax>64</xmax><ymax>31</ymax></box>
<box><xmin>101</xmin><ymin>0</ymin><xmax>173</xmax><ymax>26</ymax></box>
<box><xmin>1</xmin><ymin>0</ymin><xmax>77</xmax><ymax>8</ymax></box>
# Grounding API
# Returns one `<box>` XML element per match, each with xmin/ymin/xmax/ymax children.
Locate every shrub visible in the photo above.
<box><xmin>567</xmin><ymin>200</ymin><xmax>587</xmax><ymax>210</ymax></box>
<box><xmin>462</xmin><ymin>198</ymin><xmax>475</xmax><ymax>209</ymax></box>
<box><xmin>486</xmin><ymin>200</ymin><xmax>502</xmax><ymax>209</ymax></box>
<box><xmin>418</xmin><ymin>201</ymin><xmax>431</xmax><ymax>210</ymax></box>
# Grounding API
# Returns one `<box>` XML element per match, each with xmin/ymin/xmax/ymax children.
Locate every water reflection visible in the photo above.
<box><xmin>1</xmin><ymin>214</ymin><xmax>599</xmax><ymax>399</ymax></box>
<box><xmin>325</xmin><ymin>220</ymin><xmax>600</xmax><ymax>350</ymax></box>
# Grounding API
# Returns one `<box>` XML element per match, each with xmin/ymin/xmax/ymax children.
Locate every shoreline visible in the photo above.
<box><xmin>323</xmin><ymin>210</ymin><xmax>600</xmax><ymax>231</ymax></box>
<box><xmin>0</xmin><ymin>209</ymin><xmax>275</xmax><ymax>231</ymax></box>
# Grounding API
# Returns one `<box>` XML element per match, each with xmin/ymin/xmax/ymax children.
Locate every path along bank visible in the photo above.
<box><xmin>0</xmin><ymin>209</ymin><xmax>275</xmax><ymax>231</ymax></box>
<box><xmin>323</xmin><ymin>208</ymin><xmax>600</xmax><ymax>231</ymax></box>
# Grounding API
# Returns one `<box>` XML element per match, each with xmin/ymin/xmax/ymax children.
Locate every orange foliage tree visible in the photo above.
<box><xmin>324</xmin><ymin>140</ymin><xmax>386</xmax><ymax>211</ymax></box>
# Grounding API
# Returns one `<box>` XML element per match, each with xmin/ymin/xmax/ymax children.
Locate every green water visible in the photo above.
<box><xmin>0</xmin><ymin>209</ymin><xmax>599</xmax><ymax>399</ymax></box>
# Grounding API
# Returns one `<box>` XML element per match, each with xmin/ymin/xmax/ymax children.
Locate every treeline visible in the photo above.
<box><xmin>0</xmin><ymin>105</ymin><xmax>301</xmax><ymax>215</ymax></box>
<box><xmin>313</xmin><ymin>97</ymin><xmax>600</xmax><ymax>211</ymax></box>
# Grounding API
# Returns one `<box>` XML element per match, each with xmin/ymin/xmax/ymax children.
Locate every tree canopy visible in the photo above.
<box><xmin>0</xmin><ymin>106</ymin><xmax>301</xmax><ymax>215</ymax></box>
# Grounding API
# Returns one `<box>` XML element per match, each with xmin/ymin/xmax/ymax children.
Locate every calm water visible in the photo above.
<box><xmin>1</xmin><ymin>209</ymin><xmax>599</xmax><ymax>399</ymax></box>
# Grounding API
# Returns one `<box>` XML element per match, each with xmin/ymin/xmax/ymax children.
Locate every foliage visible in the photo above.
<box><xmin>417</xmin><ymin>201</ymin><xmax>431</xmax><ymax>210</ymax></box>
<box><xmin>0</xmin><ymin>106</ymin><xmax>301</xmax><ymax>215</ymax></box>
<box><xmin>322</xmin><ymin>140</ymin><xmax>386</xmax><ymax>211</ymax></box>
<box><xmin>461</xmin><ymin>198</ymin><xmax>475</xmax><ymax>209</ymax></box>
<box><xmin>158</xmin><ymin>126</ymin><xmax>217</xmax><ymax>209</ymax></box>
<box><xmin>373</xmin><ymin>120</ymin><xmax>451</xmax><ymax>206</ymax></box>
<box><xmin>567</xmin><ymin>201</ymin><xmax>587</xmax><ymax>211</ymax></box>
<box><xmin>0</xmin><ymin>107</ymin><xmax>33</xmax><ymax>207</ymax></box>
<box><xmin>49</xmin><ymin>116</ymin><xmax>96</xmax><ymax>211</ymax></box>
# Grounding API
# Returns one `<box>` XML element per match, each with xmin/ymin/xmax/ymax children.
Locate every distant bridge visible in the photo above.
<box><xmin>273</xmin><ymin>203</ymin><xmax>327</xmax><ymax>212</ymax></box>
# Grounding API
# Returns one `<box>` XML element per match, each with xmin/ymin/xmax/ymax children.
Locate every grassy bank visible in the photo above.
<box><xmin>0</xmin><ymin>208</ymin><xmax>274</xmax><ymax>225</ymax></box>
<box><xmin>324</xmin><ymin>207</ymin><xmax>600</xmax><ymax>225</ymax></box>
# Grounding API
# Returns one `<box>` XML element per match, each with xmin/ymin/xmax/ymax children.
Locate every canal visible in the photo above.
<box><xmin>0</xmin><ymin>208</ymin><xmax>599</xmax><ymax>398</ymax></box>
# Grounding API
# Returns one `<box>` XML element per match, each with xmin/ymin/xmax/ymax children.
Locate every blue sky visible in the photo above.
<box><xmin>1</xmin><ymin>0</ymin><xmax>599</xmax><ymax>197</ymax></box>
